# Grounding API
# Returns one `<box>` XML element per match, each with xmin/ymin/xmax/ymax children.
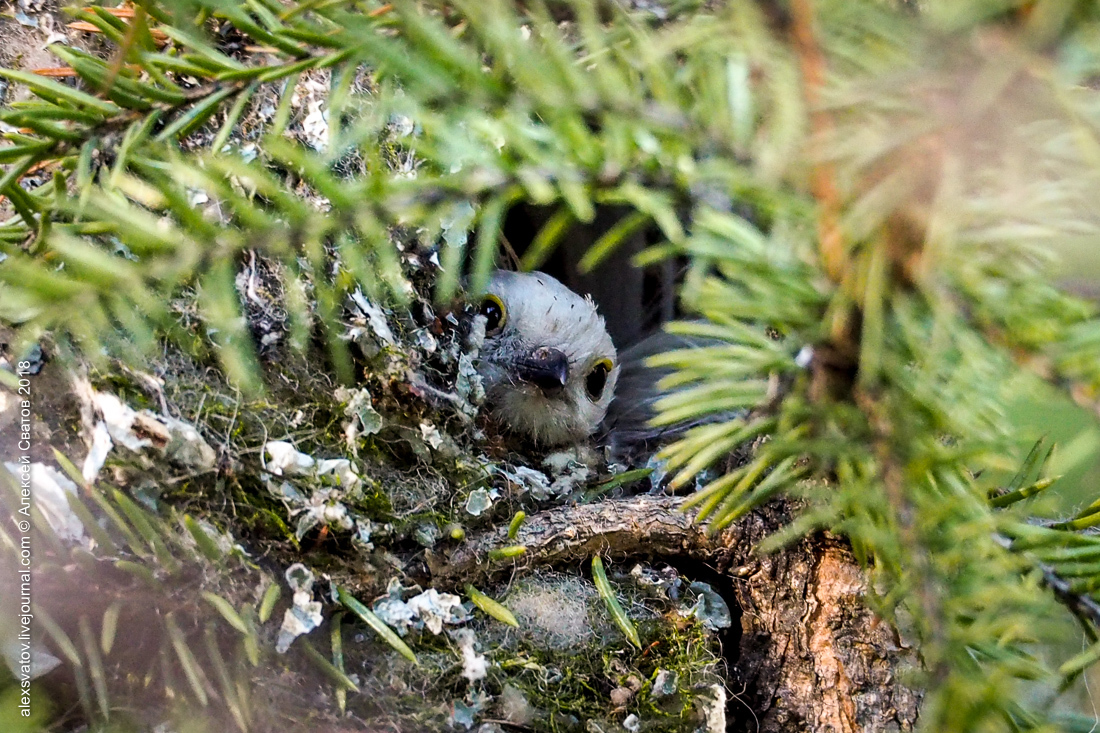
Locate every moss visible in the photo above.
<box><xmin>338</xmin><ymin>642</ymin><xmax>468</xmax><ymax>728</ymax></box>
<box><xmin>91</xmin><ymin>370</ymin><xmax>156</xmax><ymax>411</ymax></box>
<box><xmin>352</xmin><ymin>482</ymin><xmax>395</xmax><ymax>520</ymax></box>
<box><xmin>29</xmin><ymin>234</ymin><xmax>725</xmax><ymax>733</ymax></box>
<box><xmin>460</xmin><ymin>573</ymin><xmax>725</xmax><ymax>732</ymax></box>
<box><xmin>475</xmin><ymin>618</ymin><xmax>719</xmax><ymax>731</ymax></box>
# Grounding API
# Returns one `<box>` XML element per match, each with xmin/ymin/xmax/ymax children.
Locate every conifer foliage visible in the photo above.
<box><xmin>6</xmin><ymin>0</ymin><xmax>1100</xmax><ymax>730</ymax></box>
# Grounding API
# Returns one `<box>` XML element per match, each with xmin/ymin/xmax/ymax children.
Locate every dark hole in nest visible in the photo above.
<box><xmin>563</xmin><ymin>548</ymin><xmax>749</xmax><ymax>727</ymax></box>
<box><xmin>500</xmin><ymin>203</ymin><xmax>683</xmax><ymax>351</ymax></box>
<box><xmin>658</xmin><ymin>554</ymin><xmax>751</xmax><ymax>731</ymax></box>
<box><xmin>498</xmin><ymin>196</ymin><xmax>769</xmax><ymax>353</ymax></box>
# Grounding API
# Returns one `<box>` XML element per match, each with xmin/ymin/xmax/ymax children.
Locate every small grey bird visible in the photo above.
<box><xmin>474</xmin><ymin>271</ymin><xmax>619</xmax><ymax>446</ymax></box>
<box><xmin>600</xmin><ymin>331</ymin><xmax>697</xmax><ymax>460</ymax></box>
<box><xmin>604</xmin><ymin>332</ymin><xmax>763</xmax><ymax>462</ymax></box>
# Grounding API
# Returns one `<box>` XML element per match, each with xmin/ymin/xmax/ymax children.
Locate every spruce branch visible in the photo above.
<box><xmin>4</xmin><ymin>1</ymin><xmax>1100</xmax><ymax>728</ymax></box>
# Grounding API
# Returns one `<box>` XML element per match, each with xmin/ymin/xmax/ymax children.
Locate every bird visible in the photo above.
<box><xmin>599</xmin><ymin>330</ymin><xmax>703</xmax><ymax>461</ymax></box>
<box><xmin>473</xmin><ymin>271</ymin><xmax>619</xmax><ymax>446</ymax></box>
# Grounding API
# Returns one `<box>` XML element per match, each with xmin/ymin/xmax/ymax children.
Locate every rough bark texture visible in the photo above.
<box><xmin>429</xmin><ymin>497</ymin><xmax>921</xmax><ymax>732</ymax></box>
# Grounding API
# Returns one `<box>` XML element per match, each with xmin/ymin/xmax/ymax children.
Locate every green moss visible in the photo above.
<box><xmin>481</xmin><ymin>618</ymin><xmax>719</xmax><ymax>731</ymax></box>
<box><xmin>456</xmin><ymin>573</ymin><xmax>726</xmax><ymax>732</ymax></box>
<box><xmin>91</xmin><ymin>369</ymin><xmax>156</xmax><ymax>411</ymax></box>
<box><xmin>352</xmin><ymin>483</ymin><xmax>394</xmax><ymax>520</ymax></box>
<box><xmin>52</xmin><ymin>256</ymin><xmax>726</xmax><ymax>733</ymax></box>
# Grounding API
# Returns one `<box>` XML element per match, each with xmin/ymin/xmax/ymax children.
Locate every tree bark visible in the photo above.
<box><xmin>429</xmin><ymin>497</ymin><xmax>921</xmax><ymax>732</ymax></box>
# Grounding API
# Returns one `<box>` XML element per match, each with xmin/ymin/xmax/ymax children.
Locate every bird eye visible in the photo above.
<box><xmin>585</xmin><ymin>358</ymin><xmax>613</xmax><ymax>401</ymax></box>
<box><xmin>479</xmin><ymin>294</ymin><xmax>507</xmax><ymax>336</ymax></box>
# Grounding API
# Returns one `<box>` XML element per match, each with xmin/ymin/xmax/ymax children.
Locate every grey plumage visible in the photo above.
<box><xmin>474</xmin><ymin>271</ymin><xmax>619</xmax><ymax>446</ymax></box>
<box><xmin>602</xmin><ymin>331</ymin><xmax>753</xmax><ymax>462</ymax></box>
<box><xmin>599</xmin><ymin>331</ymin><xmax>695</xmax><ymax>458</ymax></box>
<box><xmin>472</xmin><ymin>270</ymin><xmax>727</xmax><ymax>456</ymax></box>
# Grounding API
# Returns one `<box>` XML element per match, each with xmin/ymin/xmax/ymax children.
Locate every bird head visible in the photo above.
<box><xmin>474</xmin><ymin>271</ymin><xmax>619</xmax><ymax>446</ymax></box>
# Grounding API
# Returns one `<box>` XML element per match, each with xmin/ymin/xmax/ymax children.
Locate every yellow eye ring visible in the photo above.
<box><xmin>480</xmin><ymin>293</ymin><xmax>507</xmax><ymax>336</ymax></box>
<box><xmin>585</xmin><ymin>358</ymin><xmax>614</xmax><ymax>401</ymax></box>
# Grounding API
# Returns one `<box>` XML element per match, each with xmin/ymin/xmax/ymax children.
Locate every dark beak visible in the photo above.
<box><xmin>515</xmin><ymin>347</ymin><xmax>569</xmax><ymax>395</ymax></box>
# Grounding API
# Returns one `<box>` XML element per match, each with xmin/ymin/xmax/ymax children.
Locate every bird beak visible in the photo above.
<box><xmin>515</xmin><ymin>346</ymin><xmax>569</xmax><ymax>394</ymax></box>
